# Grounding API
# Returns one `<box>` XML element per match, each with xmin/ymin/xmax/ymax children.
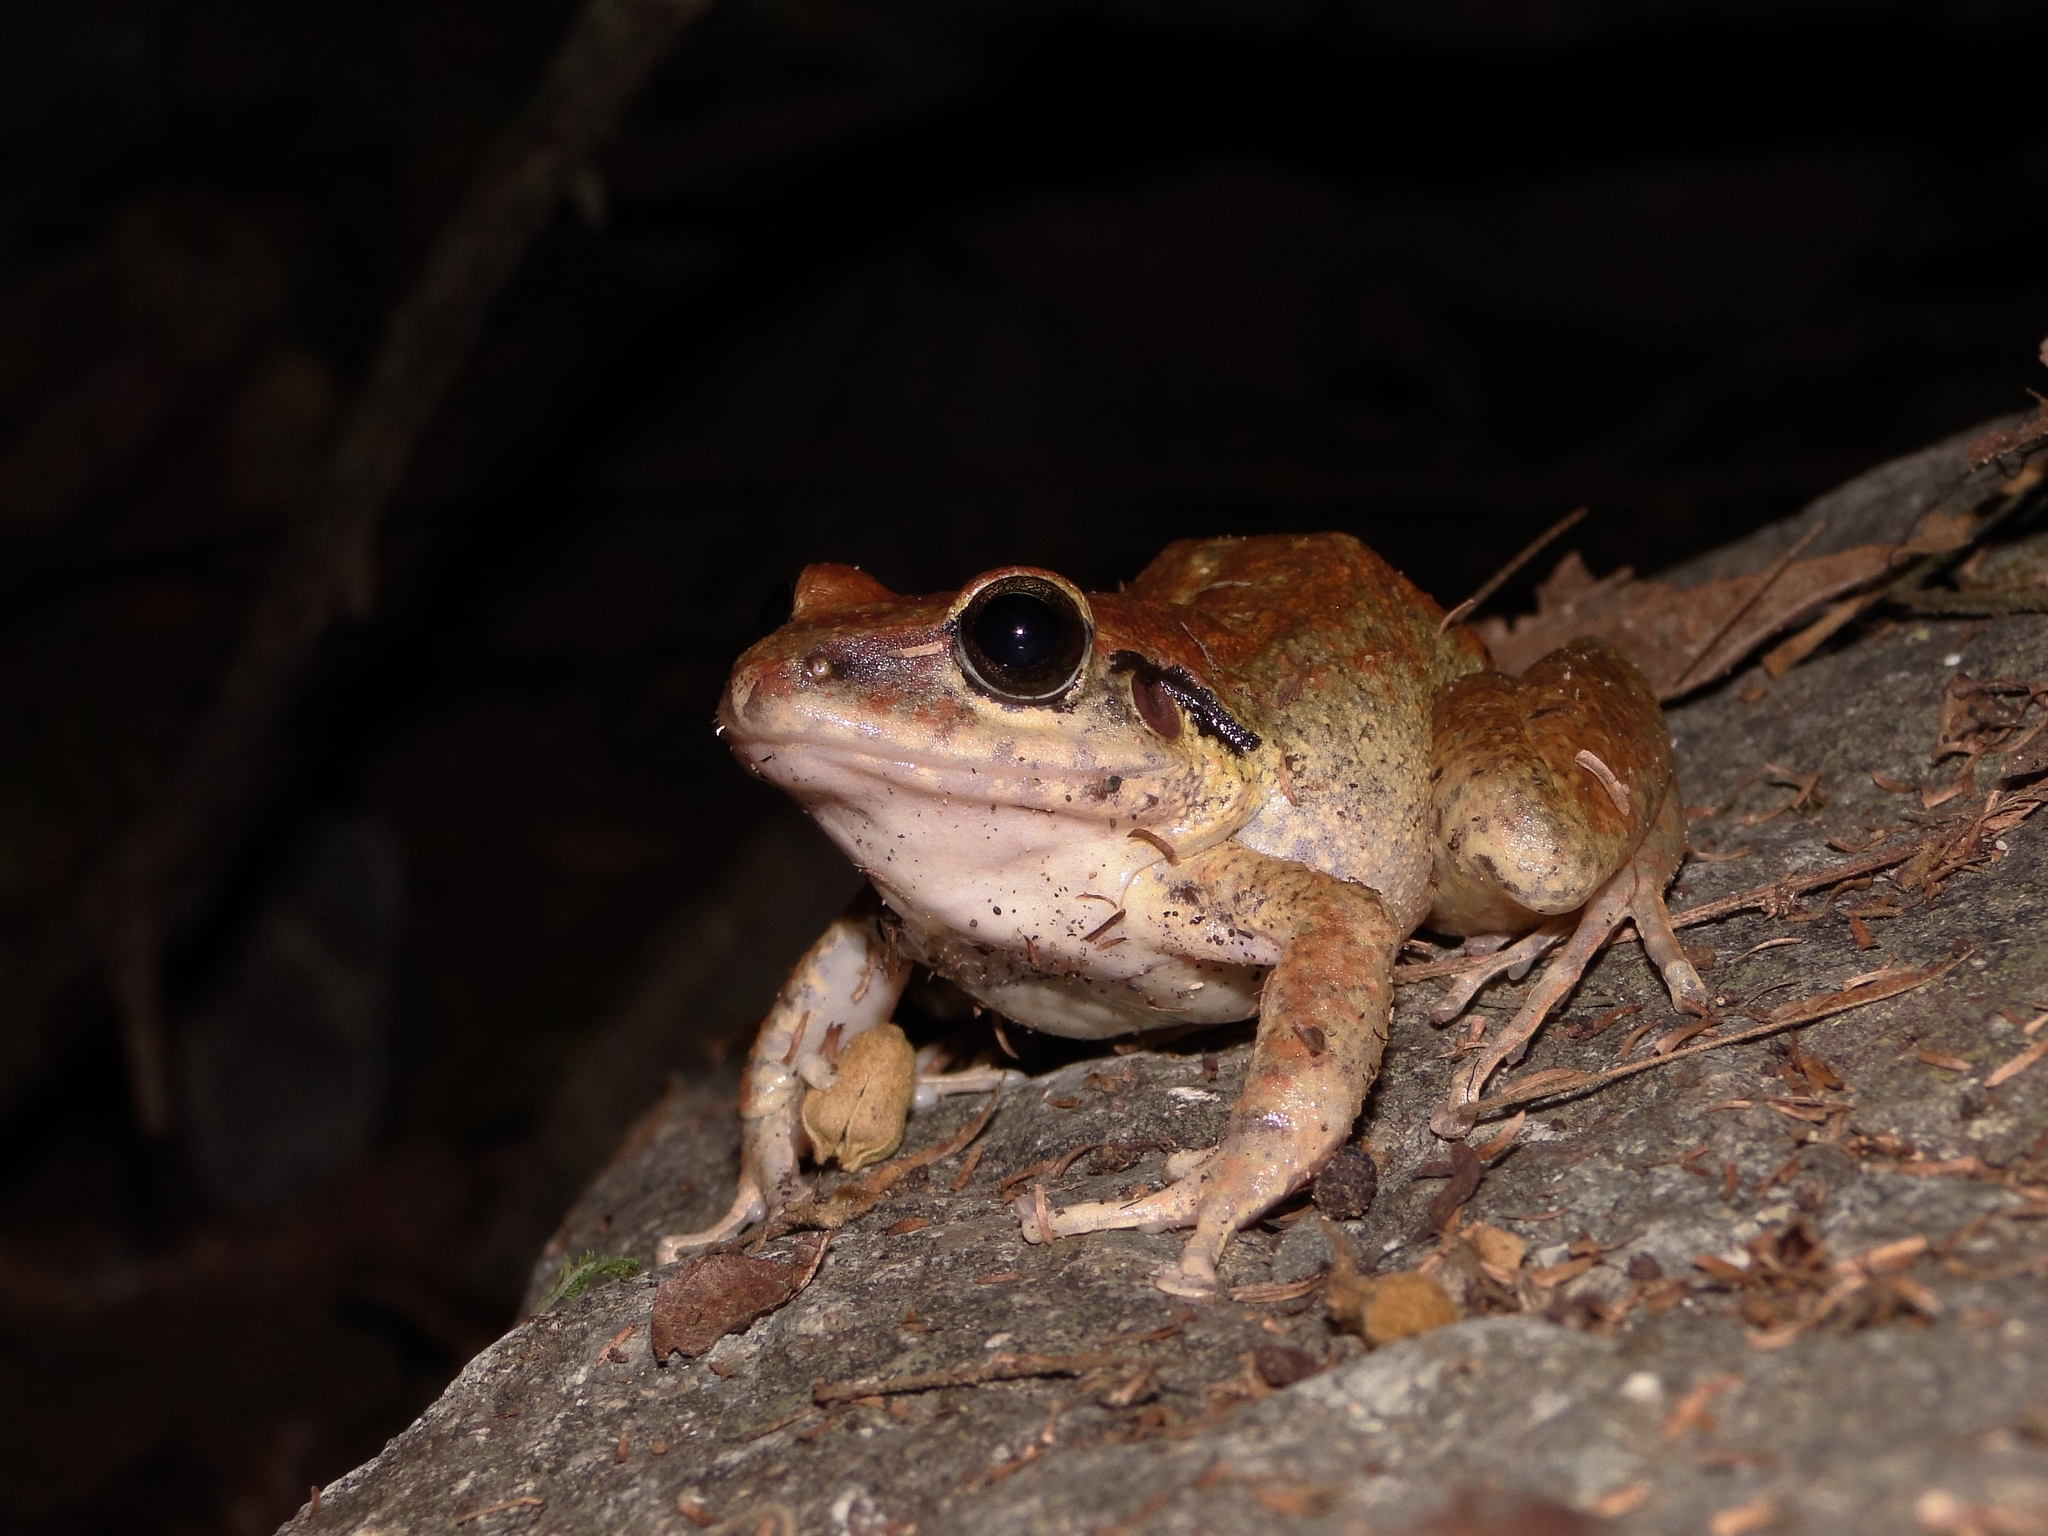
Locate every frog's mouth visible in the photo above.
<box><xmin>727</xmin><ymin>736</ymin><xmax>1168</xmax><ymax>825</ymax></box>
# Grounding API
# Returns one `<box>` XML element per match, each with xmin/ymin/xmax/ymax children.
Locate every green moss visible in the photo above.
<box><xmin>536</xmin><ymin>1251</ymin><xmax>640</xmax><ymax>1312</ymax></box>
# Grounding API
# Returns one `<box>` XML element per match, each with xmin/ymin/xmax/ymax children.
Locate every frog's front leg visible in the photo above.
<box><xmin>655</xmin><ymin>891</ymin><xmax>909</xmax><ymax>1263</ymax></box>
<box><xmin>1016</xmin><ymin>846</ymin><xmax>1399</xmax><ymax>1299</ymax></box>
<box><xmin>1424</xmin><ymin>637</ymin><xmax>1708</xmax><ymax>1138</ymax></box>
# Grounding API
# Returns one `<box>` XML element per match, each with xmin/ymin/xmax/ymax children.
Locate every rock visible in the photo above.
<box><xmin>283</xmin><ymin>426</ymin><xmax>2048</xmax><ymax>1536</ymax></box>
<box><xmin>1311</xmin><ymin>1144</ymin><xmax>1379</xmax><ymax>1220</ymax></box>
<box><xmin>1270</xmin><ymin>1217</ymin><xmax>1336</xmax><ymax>1285</ymax></box>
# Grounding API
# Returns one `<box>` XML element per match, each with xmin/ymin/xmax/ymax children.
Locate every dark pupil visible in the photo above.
<box><xmin>973</xmin><ymin>591</ymin><xmax>1062</xmax><ymax>671</ymax></box>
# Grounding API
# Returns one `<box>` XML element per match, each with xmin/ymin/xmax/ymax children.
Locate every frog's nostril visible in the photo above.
<box><xmin>803</xmin><ymin>652</ymin><xmax>840</xmax><ymax>681</ymax></box>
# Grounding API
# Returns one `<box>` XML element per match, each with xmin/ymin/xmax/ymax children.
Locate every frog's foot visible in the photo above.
<box><xmin>654</xmin><ymin>1177</ymin><xmax>773</xmax><ymax>1265</ymax></box>
<box><xmin>1013</xmin><ymin>1153</ymin><xmax>1215</xmax><ymax>1289</ymax></box>
<box><xmin>1016</xmin><ymin>1157</ymin><xmax>1209</xmax><ymax>1241</ymax></box>
<box><xmin>1427</xmin><ymin>919</ymin><xmax>1571</xmax><ymax>1025</ymax></box>
<box><xmin>912</xmin><ymin>1063</ymin><xmax>1025</xmax><ymax>1113</ymax></box>
<box><xmin>1430</xmin><ymin>815</ymin><xmax>1708</xmax><ymax>1139</ymax></box>
<box><xmin>656</xmin><ymin>893</ymin><xmax>911</xmax><ymax>1263</ymax></box>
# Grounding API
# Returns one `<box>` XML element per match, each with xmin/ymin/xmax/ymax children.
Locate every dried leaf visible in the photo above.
<box><xmin>1477</xmin><ymin>544</ymin><xmax>1899</xmax><ymax>699</ymax></box>
<box><xmin>1528</xmin><ymin>1254</ymin><xmax>1597</xmax><ymax>1288</ymax></box>
<box><xmin>1425</xmin><ymin>1141</ymin><xmax>1485</xmax><ymax>1234</ymax></box>
<box><xmin>649</xmin><ymin>1233</ymin><xmax>827</xmax><ymax>1360</ymax></box>
<box><xmin>1965</xmin><ymin>395</ymin><xmax>2048</xmax><ymax>468</ymax></box>
<box><xmin>1358</xmin><ymin>1273</ymin><xmax>1458</xmax><ymax>1346</ymax></box>
<box><xmin>1933</xmin><ymin>673</ymin><xmax>2038</xmax><ymax>763</ymax></box>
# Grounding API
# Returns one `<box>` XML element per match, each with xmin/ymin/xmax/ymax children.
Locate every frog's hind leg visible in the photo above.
<box><xmin>1429</xmin><ymin>792</ymin><xmax>1707</xmax><ymax>1137</ymax></box>
<box><xmin>1424</xmin><ymin>638</ymin><xmax>1706</xmax><ymax>1138</ymax></box>
<box><xmin>655</xmin><ymin>892</ymin><xmax>909</xmax><ymax>1265</ymax></box>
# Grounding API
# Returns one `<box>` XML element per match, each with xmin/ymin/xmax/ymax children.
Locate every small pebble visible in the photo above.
<box><xmin>1253</xmin><ymin>1343</ymin><xmax>1322</xmax><ymax>1389</ymax></box>
<box><xmin>1313</xmin><ymin>1146</ymin><xmax>1378</xmax><ymax>1220</ymax></box>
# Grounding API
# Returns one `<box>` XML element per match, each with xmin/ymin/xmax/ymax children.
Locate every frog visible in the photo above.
<box><xmin>657</xmin><ymin>533</ymin><xmax>1707</xmax><ymax>1298</ymax></box>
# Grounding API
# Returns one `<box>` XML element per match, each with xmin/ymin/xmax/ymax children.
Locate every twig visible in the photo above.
<box><xmin>83</xmin><ymin>0</ymin><xmax>716</xmax><ymax>1134</ymax></box>
<box><xmin>1893</xmin><ymin>586</ymin><xmax>2048</xmax><ymax>616</ymax></box>
<box><xmin>1439</xmin><ymin>507</ymin><xmax>1587</xmax><ymax>633</ymax></box>
<box><xmin>813</xmin><ymin>1351</ymin><xmax>1139</xmax><ymax>1405</ymax></box>
<box><xmin>1464</xmin><ymin>950</ymin><xmax>1970</xmax><ymax>1119</ymax></box>
<box><xmin>1668</xmin><ymin>521</ymin><xmax>1826</xmax><ymax>694</ymax></box>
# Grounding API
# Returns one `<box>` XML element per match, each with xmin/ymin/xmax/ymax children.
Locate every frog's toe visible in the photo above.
<box><xmin>1013</xmin><ymin>1176</ymin><xmax>1204</xmax><ymax>1245</ymax></box>
<box><xmin>1151</xmin><ymin>1250</ymin><xmax>1219</xmax><ymax>1299</ymax></box>
<box><xmin>1427</xmin><ymin>920</ymin><xmax>1570</xmax><ymax>1025</ymax></box>
<box><xmin>654</xmin><ymin>1177</ymin><xmax>770</xmax><ymax>1265</ymax></box>
<box><xmin>910</xmin><ymin>1063</ymin><xmax>1025</xmax><ymax>1113</ymax></box>
<box><xmin>1629</xmin><ymin>882</ymin><xmax>1711</xmax><ymax>1017</ymax></box>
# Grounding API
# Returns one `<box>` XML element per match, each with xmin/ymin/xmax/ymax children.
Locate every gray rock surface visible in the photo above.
<box><xmin>283</xmin><ymin>430</ymin><xmax>2048</xmax><ymax>1536</ymax></box>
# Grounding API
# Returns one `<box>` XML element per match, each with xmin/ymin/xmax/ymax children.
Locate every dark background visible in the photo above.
<box><xmin>1</xmin><ymin>1</ymin><xmax>2044</xmax><ymax>1531</ymax></box>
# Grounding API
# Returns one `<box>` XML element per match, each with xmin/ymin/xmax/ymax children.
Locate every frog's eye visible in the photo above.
<box><xmin>955</xmin><ymin>575</ymin><xmax>1092</xmax><ymax>704</ymax></box>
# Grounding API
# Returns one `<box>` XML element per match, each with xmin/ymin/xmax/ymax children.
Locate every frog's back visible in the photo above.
<box><xmin>1128</xmin><ymin>533</ymin><xmax>1484</xmax><ymax>926</ymax></box>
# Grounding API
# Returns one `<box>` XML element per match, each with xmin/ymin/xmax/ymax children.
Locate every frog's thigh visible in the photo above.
<box><xmin>1022</xmin><ymin>849</ymin><xmax>1398</xmax><ymax>1298</ymax></box>
<box><xmin>1428</xmin><ymin>637</ymin><xmax>1674</xmax><ymax>937</ymax></box>
<box><xmin>656</xmin><ymin>890</ymin><xmax>909</xmax><ymax>1262</ymax></box>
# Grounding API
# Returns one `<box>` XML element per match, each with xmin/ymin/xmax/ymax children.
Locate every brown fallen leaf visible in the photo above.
<box><xmin>1527</xmin><ymin>1255</ymin><xmax>1597</xmax><ymax>1289</ymax></box>
<box><xmin>1229</xmin><ymin>1275</ymin><xmax>1324</xmax><ymax>1304</ymax></box>
<box><xmin>1477</xmin><ymin>543</ymin><xmax>1900</xmax><ymax>700</ymax></box>
<box><xmin>1425</xmin><ymin>1141</ymin><xmax>1486</xmax><ymax>1235</ymax></box>
<box><xmin>800</xmin><ymin>1022</ymin><xmax>917</xmax><ymax>1171</ymax></box>
<box><xmin>1934</xmin><ymin>672</ymin><xmax>2042</xmax><ymax>763</ymax></box>
<box><xmin>649</xmin><ymin>1232</ymin><xmax>828</xmax><ymax>1360</ymax></box>
<box><xmin>1965</xmin><ymin>394</ymin><xmax>2048</xmax><ymax>469</ymax></box>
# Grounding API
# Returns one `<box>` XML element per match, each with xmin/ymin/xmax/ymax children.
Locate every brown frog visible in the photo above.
<box><xmin>658</xmin><ymin>534</ymin><xmax>1705</xmax><ymax>1297</ymax></box>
